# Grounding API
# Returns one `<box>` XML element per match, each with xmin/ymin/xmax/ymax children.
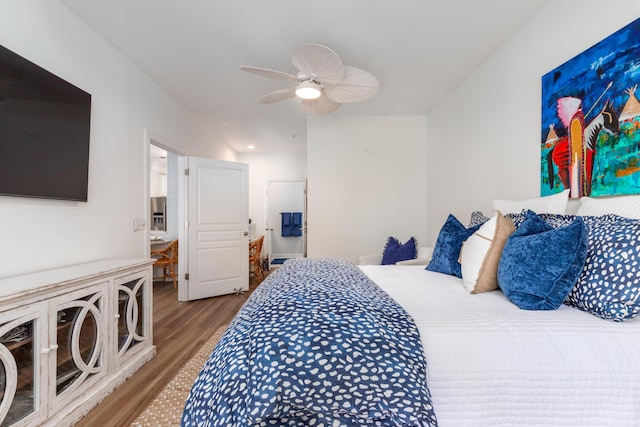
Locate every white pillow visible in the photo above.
<box><xmin>396</xmin><ymin>258</ymin><xmax>429</xmax><ymax>266</ymax></box>
<box><xmin>460</xmin><ymin>212</ymin><xmax>515</xmax><ymax>294</ymax></box>
<box><xmin>395</xmin><ymin>247</ymin><xmax>433</xmax><ymax>265</ymax></box>
<box><xmin>492</xmin><ymin>189</ymin><xmax>570</xmax><ymax>214</ymax></box>
<box><xmin>577</xmin><ymin>195</ymin><xmax>640</xmax><ymax>219</ymax></box>
<box><xmin>417</xmin><ymin>246</ymin><xmax>434</xmax><ymax>260</ymax></box>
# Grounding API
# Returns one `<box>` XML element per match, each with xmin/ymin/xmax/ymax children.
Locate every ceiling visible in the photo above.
<box><xmin>61</xmin><ymin>0</ymin><xmax>547</xmax><ymax>153</ymax></box>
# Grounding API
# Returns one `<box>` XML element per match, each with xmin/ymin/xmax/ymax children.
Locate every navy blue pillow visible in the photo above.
<box><xmin>426</xmin><ymin>215</ymin><xmax>481</xmax><ymax>277</ymax></box>
<box><xmin>381</xmin><ymin>236</ymin><xmax>417</xmax><ymax>265</ymax></box>
<box><xmin>497</xmin><ymin>210</ymin><xmax>588</xmax><ymax>310</ymax></box>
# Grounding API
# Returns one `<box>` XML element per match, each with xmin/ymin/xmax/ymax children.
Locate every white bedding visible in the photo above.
<box><xmin>359</xmin><ymin>265</ymin><xmax>640</xmax><ymax>427</ymax></box>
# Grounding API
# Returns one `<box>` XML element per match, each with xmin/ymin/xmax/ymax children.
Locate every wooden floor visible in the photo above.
<box><xmin>75</xmin><ymin>275</ymin><xmax>262</xmax><ymax>426</ymax></box>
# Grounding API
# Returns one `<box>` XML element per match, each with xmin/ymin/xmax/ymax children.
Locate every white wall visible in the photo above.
<box><xmin>6</xmin><ymin>1</ymin><xmax>635</xmax><ymax>278</ymax></box>
<box><xmin>238</xmin><ymin>152</ymin><xmax>307</xmax><ymax>241</ymax></box>
<box><xmin>307</xmin><ymin>115</ymin><xmax>427</xmax><ymax>262</ymax></box>
<box><xmin>425</xmin><ymin>0</ymin><xmax>640</xmax><ymax>244</ymax></box>
<box><xmin>0</xmin><ymin>0</ymin><xmax>236</xmax><ymax>278</ymax></box>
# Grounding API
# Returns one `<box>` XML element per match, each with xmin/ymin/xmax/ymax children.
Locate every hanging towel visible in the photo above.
<box><xmin>281</xmin><ymin>212</ymin><xmax>292</xmax><ymax>237</ymax></box>
<box><xmin>291</xmin><ymin>212</ymin><xmax>303</xmax><ymax>237</ymax></box>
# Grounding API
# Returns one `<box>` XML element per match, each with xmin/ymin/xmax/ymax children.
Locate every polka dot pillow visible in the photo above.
<box><xmin>468</xmin><ymin>210</ymin><xmax>490</xmax><ymax>227</ymax></box>
<box><xmin>537</xmin><ymin>213</ymin><xmax>640</xmax><ymax>321</ymax></box>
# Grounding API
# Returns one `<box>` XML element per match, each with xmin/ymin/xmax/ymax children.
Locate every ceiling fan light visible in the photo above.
<box><xmin>295</xmin><ymin>81</ymin><xmax>321</xmax><ymax>99</ymax></box>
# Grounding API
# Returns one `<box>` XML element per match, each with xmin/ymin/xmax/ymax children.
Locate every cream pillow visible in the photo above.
<box><xmin>396</xmin><ymin>247</ymin><xmax>433</xmax><ymax>265</ymax></box>
<box><xmin>460</xmin><ymin>211</ymin><xmax>516</xmax><ymax>293</ymax></box>
<box><xmin>577</xmin><ymin>195</ymin><xmax>640</xmax><ymax>219</ymax></box>
<box><xmin>492</xmin><ymin>189</ymin><xmax>570</xmax><ymax>214</ymax></box>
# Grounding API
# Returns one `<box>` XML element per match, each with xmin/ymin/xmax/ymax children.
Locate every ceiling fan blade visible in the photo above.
<box><xmin>301</xmin><ymin>92</ymin><xmax>341</xmax><ymax>115</ymax></box>
<box><xmin>324</xmin><ymin>66</ymin><xmax>380</xmax><ymax>103</ymax></box>
<box><xmin>292</xmin><ymin>44</ymin><xmax>344</xmax><ymax>84</ymax></box>
<box><xmin>238</xmin><ymin>66</ymin><xmax>298</xmax><ymax>82</ymax></box>
<box><xmin>260</xmin><ymin>88</ymin><xmax>296</xmax><ymax>104</ymax></box>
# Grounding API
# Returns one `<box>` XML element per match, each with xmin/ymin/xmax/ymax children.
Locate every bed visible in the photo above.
<box><xmin>181</xmin><ymin>200</ymin><xmax>640</xmax><ymax>426</ymax></box>
<box><xmin>363</xmin><ymin>264</ymin><xmax>640</xmax><ymax>426</ymax></box>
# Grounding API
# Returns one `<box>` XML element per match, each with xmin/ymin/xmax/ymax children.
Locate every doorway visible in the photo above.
<box><xmin>146</xmin><ymin>131</ymin><xmax>250</xmax><ymax>301</ymax></box>
<box><xmin>149</xmin><ymin>144</ymin><xmax>179</xmax><ymax>242</ymax></box>
<box><xmin>266</xmin><ymin>179</ymin><xmax>307</xmax><ymax>269</ymax></box>
<box><xmin>148</xmin><ymin>142</ymin><xmax>180</xmax><ymax>290</ymax></box>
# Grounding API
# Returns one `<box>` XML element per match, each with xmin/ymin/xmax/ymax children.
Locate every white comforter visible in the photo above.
<box><xmin>359</xmin><ymin>265</ymin><xmax>640</xmax><ymax>427</ymax></box>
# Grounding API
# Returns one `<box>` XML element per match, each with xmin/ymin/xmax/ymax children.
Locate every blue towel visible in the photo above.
<box><xmin>291</xmin><ymin>212</ymin><xmax>302</xmax><ymax>237</ymax></box>
<box><xmin>281</xmin><ymin>212</ymin><xmax>292</xmax><ymax>237</ymax></box>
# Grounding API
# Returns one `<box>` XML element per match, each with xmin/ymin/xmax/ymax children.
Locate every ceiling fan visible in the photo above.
<box><xmin>239</xmin><ymin>44</ymin><xmax>379</xmax><ymax>114</ymax></box>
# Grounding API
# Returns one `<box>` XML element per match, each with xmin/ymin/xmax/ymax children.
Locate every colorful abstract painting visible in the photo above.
<box><xmin>541</xmin><ymin>17</ymin><xmax>640</xmax><ymax>198</ymax></box>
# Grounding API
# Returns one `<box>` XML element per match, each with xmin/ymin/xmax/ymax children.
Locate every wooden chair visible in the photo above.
<box><xmin>151</xmin><ymin>239</ymin><xmax>178</xmax><ymax>288</ymax></box>
<box><xmin>249</xmin><ymin>235</ymin><xmax>265</xmax><ymax>283</ymax></box>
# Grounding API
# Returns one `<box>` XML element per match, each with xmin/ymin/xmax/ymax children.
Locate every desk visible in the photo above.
<box><xmin>150</xmin><ymin>240</ymin><xmax>169</xmax><ymax>249</ymax></box>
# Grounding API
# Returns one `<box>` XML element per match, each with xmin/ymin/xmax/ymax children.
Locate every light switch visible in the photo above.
<box><xmin>133</xmin><ymin>217</ymin><xmax>147</xmax><ymax>232</ymax></box>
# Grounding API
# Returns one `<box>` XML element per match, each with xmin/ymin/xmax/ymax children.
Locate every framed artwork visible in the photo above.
<box><xmin>541</xmin><ymin>17</ymin><xmax>640</xmax><ymax>198</ymax></box>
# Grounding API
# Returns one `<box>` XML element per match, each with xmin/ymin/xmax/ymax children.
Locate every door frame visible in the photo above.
<box><xmin>144</xmin><ymin>129</ymin><xmax>186</xmax><ymax>297</ymax></box>
<box><xmin>265</xmin><ymin>178</ymin><xmax>307</xmax><ymax>269</ymax></box>
<box><xmin>145</xmin><ymin>130</ymin><xmax>249</xmax><ymax>301</ymax></box>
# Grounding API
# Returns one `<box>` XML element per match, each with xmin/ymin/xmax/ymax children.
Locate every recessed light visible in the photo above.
<box><xmin>248</xmin><ymin>145</ymin><xmax>255</xmax><ymax>149</ymax></box>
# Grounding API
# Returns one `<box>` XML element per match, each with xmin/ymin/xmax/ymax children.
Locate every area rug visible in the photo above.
<box><xmin>130</xmin><ymin>324</ymin><xmax>228</xmax><ymax>426</ymax></box>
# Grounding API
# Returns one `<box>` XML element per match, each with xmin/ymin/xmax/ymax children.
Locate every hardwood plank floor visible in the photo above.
<box><xmin>74</xmin><ymin>275</ymin><xmax>262</xmax><ymax>426</ymax></box>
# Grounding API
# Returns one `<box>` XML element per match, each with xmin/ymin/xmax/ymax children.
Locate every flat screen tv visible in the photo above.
<box><xmin>0</xmin><ymin>45</ymin><xmax>91</xmax><ymax>202</ymax></box>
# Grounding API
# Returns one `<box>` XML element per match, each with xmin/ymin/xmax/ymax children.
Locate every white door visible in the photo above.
<box><xmin>184</xmin><ymin>157</ymin><xmax>249</xmax><ymax>300</ymax></box>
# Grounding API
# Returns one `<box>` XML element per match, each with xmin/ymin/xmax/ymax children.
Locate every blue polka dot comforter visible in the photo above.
<box><xmin>181</xmin><ymin>258</ymin><xmax>438</xmax><ymax>426</ymax></box>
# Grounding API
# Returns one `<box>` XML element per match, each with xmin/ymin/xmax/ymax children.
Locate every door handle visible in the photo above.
<box><xmin>243</xmin><ymin>231</ymin><xmax>249</xmax><ymax>236</ymax></box>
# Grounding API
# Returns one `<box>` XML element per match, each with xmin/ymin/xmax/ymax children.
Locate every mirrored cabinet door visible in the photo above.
<box><xmin>116</xmin><ymin>273</ymin><xmax>151</xmax><ymax>360</ymax></box>
<box><xmin>49</xmin><ymin>283</ymin><xmax>108</xmax><ymax>414</ymax></box>
<box><xmin>0</xmin><ymin>304</ymin><xmax>46</xmax><ymax>427</ymax></box>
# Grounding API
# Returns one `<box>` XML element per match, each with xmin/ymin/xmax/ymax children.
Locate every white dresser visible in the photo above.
<box><xmin>0</xmin><ymin>259</ymin><xmax>155</xmax><ymax>426</ymax></box>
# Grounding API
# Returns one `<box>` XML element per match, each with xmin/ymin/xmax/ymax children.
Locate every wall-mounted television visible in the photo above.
<box><xmin>0</xmin><ymin>45</ymin><xmax>92</xmax><ymax>202</ymax></box>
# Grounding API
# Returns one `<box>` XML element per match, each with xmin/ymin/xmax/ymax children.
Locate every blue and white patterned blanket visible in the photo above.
<box><xmin>181</xmin><ymin>258</ymin><xmax>438</xmax><ymax>427</ymax></box>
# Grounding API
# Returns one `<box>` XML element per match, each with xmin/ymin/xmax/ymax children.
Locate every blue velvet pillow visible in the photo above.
<box><xmin>497</xmin><ymin>210</ymin><xmax>588</xmax><ymax>310</ymax></box>
<box><xmin>426</xmin><ymin>215</ymin><xmax>481</xmax><ymax>277</ymax></box>
<box><xmin>508</xmin><ymin>213</ymin><xmax>640</xmax><ymax>320</ymax></box>
<box><xmin>381</xmin><ymin>236</ymin><xmax>417</xmax><ymax>265</ymax></box>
